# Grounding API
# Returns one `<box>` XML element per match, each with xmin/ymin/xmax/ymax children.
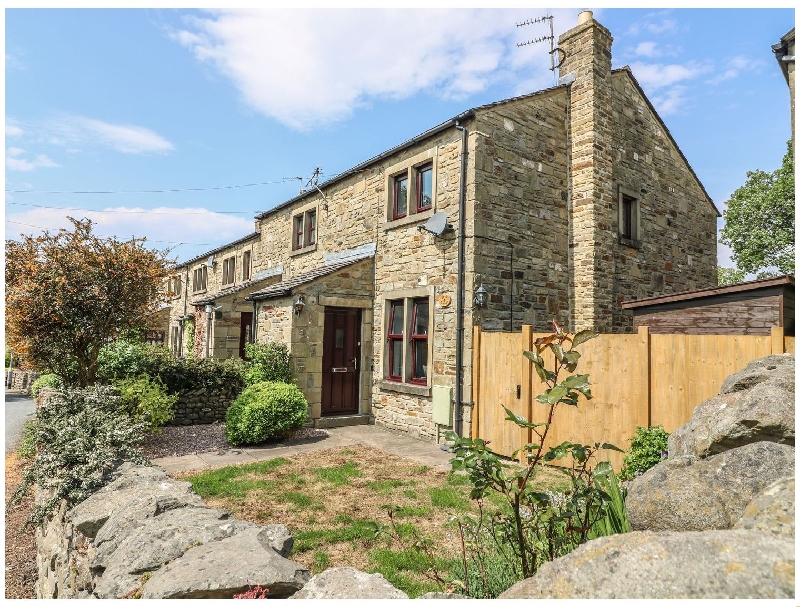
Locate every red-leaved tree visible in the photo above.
<box><xmin>5</xmin><ymin>217</ymin><xmax>172</xmax><ymax>386</ymax></box>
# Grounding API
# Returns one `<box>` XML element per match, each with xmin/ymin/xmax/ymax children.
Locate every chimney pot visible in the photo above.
<box><xmin>578</xmin><ymin>10</ymin><xmax>593</xmax><ymax>25</ymax></box>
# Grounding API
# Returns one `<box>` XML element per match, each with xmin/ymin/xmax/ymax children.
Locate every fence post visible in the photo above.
<box><xmin>638</xmin><ymin>325</ymin><xmax>651</xmax><ymax>428</ymax></box>
<box><xmin>771</xmin><ymin>326</ymin><xmax>786</xmax><ymax>354</ymax></box>
<box><xmin>520</xmin><ymin>325</ymin><xmax>533</xmax><ymax>464</ymax></box>
<box><xmin>471</xmin><ymin>325</ymin><xmax>482</xmax><ymax>439</ymax></box>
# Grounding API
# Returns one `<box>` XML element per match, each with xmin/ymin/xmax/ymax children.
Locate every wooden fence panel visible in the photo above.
<box><xmin>471</xmin><ymin>326</ymin><xmax>792</xmax><ymax>472</ymax></box>
<box><xmin>649</xmin><ymin>333</ymin><xmax>772</xmax><ymax>431</ymax></box>
<box><xmin>529</xmin><ymin>331</ymin><xmax>648</xmax><ymax>471</ymax></box>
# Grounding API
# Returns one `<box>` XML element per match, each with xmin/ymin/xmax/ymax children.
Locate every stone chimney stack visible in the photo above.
<box><xmin>558</xmin><ymin>11</ymin><xmax>616</xmax><ymax>332</ymax></box>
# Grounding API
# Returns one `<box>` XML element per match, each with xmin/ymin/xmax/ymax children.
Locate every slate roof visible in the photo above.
<box><xmin>245</xmin><ymin>253</ymin><xmax>374</xmax><ymax>302</ymax></box>
<box><xmin>176</xmin><ymin>232</ymin><xmax>261</xmax><ymax>269</ymax></box>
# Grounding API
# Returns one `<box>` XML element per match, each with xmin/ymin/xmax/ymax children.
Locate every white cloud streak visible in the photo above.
<box><xmin>5</xmin><ymin>206</ymin><xmax>254</xmax><ymax>261</ymax></box>
<box><xmin>44</xmin><ymin>115</ymin><xmax>175</xmax><ymax>155</ymax></box>
<box><xmin>169</xmin><ymin>8</ymin><xmax>582</xmax><ymax>131</ymax></box>
<box><xmin>6</xmin><ymin>147</ymin><xmax>60</xmax><ymax>172</ymax></box>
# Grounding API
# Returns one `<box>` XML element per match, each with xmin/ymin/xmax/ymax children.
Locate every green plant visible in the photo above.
<box><xmin>446</xmin><ymin>321</ymin><xmax>624</xmax><ymax>594</ymax></box>
<box><xmin>97</xmin><ymin>338</ymin><xmax>156</xmax><ymax>381</ymax></box>
<box><xmin>244</xmin><ymin>342</ymin><xmax>293</xmax><ymax>386</ymax></box>
<box><xmin>619</xmin><ymin>425</ymin><xmax>670</xmax><ymax>481</ymax></box>
<box><xmin>112</xmin><ymin>375</ymin><xmax>178</xmax><ymax>432</ymax></box>
<box><xmin>311</xmin><ymin>461</ymin><xmax>363</xmax><ymax>486</ymax></box>
<box><xmin>588</xmin><ymin>461</ymin><xmax>630</xmax><ymax>537</ymax></box>
<box><xmin>17</xmin><ymin>419</ymin><xmax>38</xmax><ymax>459</ymax></box>
<box><xmin>225</xmin><ymin>381</ymin><xmax>308</xmax><ymax>446</ymax></box>
<box><xmin>30</xmin><ymin>373</ymin><xmax>63</xmax><ymax>399</ymax></box>
<box><xmin>9</xmin><ymin>385</ymin><xmax>149</xmax><ymax>528</ymax></box>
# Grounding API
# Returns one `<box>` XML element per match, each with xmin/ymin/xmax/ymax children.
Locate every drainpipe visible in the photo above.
<box><xmin>454</xmin><ymin>121</ymin><xmax>468</xmax><ymax>437</ymax></box>
<box><xmin>204</xmin><ymin>304</ymin><xmax>213</xmax><ymax>358</ymax></box>
<box><xmin>251</xmin><ymin>300</ymin><xmax>258</xmax><ymax>344</ymax></box>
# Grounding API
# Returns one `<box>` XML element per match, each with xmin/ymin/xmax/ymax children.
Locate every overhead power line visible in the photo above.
<box><xmin>5</xmin><ymin>218</ymin><xmax>213</xmax><ymax>246</ymax></box>
<box><xmin>5</xmin><ymin>178</ymin><xmax>297</xmax><ymax>195</ymax></box>
<box><xmin>5</xmin><ymin>201</ymin><xmax>256</xmax><ymax>215</ymax></box>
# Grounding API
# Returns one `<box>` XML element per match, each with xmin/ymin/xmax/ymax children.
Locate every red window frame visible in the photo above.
<box><xmin>393</xmin><ymin>173</ymin><xmax>408</xmax><ymax>220</ymax></box>
<box><xmin>306</xmin><ymin>210</ymin><xmax>317</xmax><ymax>246</ymax></box>
<box><xmin>416</xmin><ymin>164</ymin><xmax>433</xmax><ymax>212</ymax></box>
<box><xmin>387</xmin><ymin>300</ymin><xmax>404</xmax><ymax>381</ymax></box>
<box><xmin>293</xmin><ymin>215</ymin><xmax>304</xmax><ymax>250</ymax></box>
<box><xmin>409</xmin><ymin>298</ymin><xmax>428</xmax><ymax>384</ymax></box>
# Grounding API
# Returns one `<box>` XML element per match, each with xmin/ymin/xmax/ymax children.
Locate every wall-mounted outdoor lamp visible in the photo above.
<box><xmin>293</xmin><ymin>295</ymin><xmax>306</xmax><ymax>315</ymax></box>
<box><xmin>473</xmin><ymin>284</ymin><xmax>488</xmax><ymax>308</ymax></box>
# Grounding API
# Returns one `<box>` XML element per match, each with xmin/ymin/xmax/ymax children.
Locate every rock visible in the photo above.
<box><xmin>734</xmin><ymin>477</ymin><xmax>794</xmax><ymax>538</ymax></box>
<box><xmin>719</xmin><ymin>354</ymin><xmax>794</xmax><ymax>394</ymax></box>
<box><xmin>668</xmin><ymin>383</ymin><xmax>794</xmax><ymax>458</ymax></box>
<box><xmin>93</xmin><ymin>508</ymin><xmax>255</xmax><ymax>599</ymax></box>
<box><xmin>626</xmin><ymin>441</ymin><xmax>795</xmax><ymax>531</ymax></box>
<box><xmin>140</xmin><ymin>527</ymin><xmax>310</xmax><ymax>599</ymax></box>
<box><xmin>69</xmin><ymin>464</ymin><xmax>201</xmax><ymax>538</ymax></box>
<box><xmin>288</xmin><ymin>567</ymin><xmax>408</xmax><ymax>599</ymax></box>
<box><xmin>497</xmin><ymin>529</ymin><xmax>794</xmax><ymax>599</ymax></box>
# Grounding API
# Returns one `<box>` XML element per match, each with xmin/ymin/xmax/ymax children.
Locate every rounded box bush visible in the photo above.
<box><xmin>225</xmin><ymin>381</ymin><xmax>308</xmax><ymax>446</ymax></box>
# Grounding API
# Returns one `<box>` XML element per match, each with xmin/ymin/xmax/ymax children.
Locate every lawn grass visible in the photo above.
<box><xmin>178</xmin><ymin>444</ymin><xmax>567</xmax><ymax>598</ymax></box>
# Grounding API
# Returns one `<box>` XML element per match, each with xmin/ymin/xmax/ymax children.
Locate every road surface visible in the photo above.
<box><xmin>5</xmin><ymin>390</ymin><xmax>36</xmax><ymax>453</ymax></box>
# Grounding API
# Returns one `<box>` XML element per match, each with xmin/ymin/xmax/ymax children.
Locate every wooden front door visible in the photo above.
<box><xmin>239</xmin><ymin>312</ymin><xmax>253</xmax><ymax>359</ymax></box>
<box><xmin>321</xmin><ymin>307</ymin><xmax>361</xmax><ymax>416</ymax></box>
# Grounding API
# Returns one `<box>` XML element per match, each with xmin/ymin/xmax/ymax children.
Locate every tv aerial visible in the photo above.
<box><xmin>418</xmin><ymin>212</ymin><xmax>454</xmax><ymax>237</ymax></box>
<box><xmin>516</xmin><ymin>14</ymin><xmax>565</xmax><ymax>72</ymax></box>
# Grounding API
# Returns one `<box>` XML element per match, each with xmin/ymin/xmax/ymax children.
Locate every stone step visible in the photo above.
<box><xmin>313</xmin><ymin>414</ymin><xmax>372</xmax><ymax>429</ymax></box>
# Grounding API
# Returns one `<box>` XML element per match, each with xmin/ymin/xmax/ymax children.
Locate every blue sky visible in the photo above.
<box><xmin>4</xmin><ymin>6</ymin><xmax>796</xmax><ymax>269</ymax></box>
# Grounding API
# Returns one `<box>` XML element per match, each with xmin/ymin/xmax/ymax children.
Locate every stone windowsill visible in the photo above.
<box><xmin>381</xmin><ymin>209</ymin><xmax>434</xmax><ymax>232</ymax></box>
<box><xmin>619</xmin><ymin>236</ymin><xmax>643</xmax><ymax>249</ymax></box>
<box><xmin>288</xmin><ymin>243</ymin><xmax>318</xmax><ymax>257</ymax></box>
<box><xmin>379</xmin><ymin>380</ymin><xmax>431</xmax><ymax>397</ymax></box>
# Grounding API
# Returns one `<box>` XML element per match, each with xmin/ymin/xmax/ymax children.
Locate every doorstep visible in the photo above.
<box><xmin>313</xmin><ymin>414</ymin><xmax>372</xmax><ymax>429</ymax></box>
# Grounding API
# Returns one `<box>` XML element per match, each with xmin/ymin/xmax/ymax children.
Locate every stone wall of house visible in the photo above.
<box><xmin>609</xmin><ymin>71</ymin><xmax>718</xmax><ymax>330</ymax></box>
<box><xmin>7</xmin><ymin>369</ymin><xmax>40</xmax><ymax>392</ymax></box>
<box><xmin>471</xmin><ymin>89</ymin><xmax>571</xmax><ymax>334</ymax></box>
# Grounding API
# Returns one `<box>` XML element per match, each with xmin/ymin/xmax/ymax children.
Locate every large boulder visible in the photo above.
<box><xmin>497</xmin><ymin>529</ymin><xmax>794</xmax><ymax>599</ymax></box>
<box><xmin>669</xmin><ymin>356</ymin><xmax>795</xmax><ymax>458</ymax></box>
<box><xmin>288</xmin><ymin>567</ymin><xmax>408</xmax><ymax>599</ymax></box>
<box><xmin>69</xmin><ymin>463</ymin><xmax>203</xmax><ymax>538</ymax></box>
<box><xmin>140</xmin><ymin>526</ymin><xmax>309</xmax><ymax>599</ymax></box>
<box><xmin>626</xmin><ymin>441</ymin><xmax>794</xmax><ymax>531</ymax></box>
<box><xmin>733</xmin><ymin>477</ymin><xmax>794</xmax><ymax>538</ymax></box>
<box><xmin>719</xmin><ymin>354</ymin><xmax>794</xmax><ymax>394</ymax></box>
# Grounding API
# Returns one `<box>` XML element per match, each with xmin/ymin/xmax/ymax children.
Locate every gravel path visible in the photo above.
<box><xmin>141</xmin><ymin>423</ymin><xmax>329</xmax><ymax>459</ymax></box>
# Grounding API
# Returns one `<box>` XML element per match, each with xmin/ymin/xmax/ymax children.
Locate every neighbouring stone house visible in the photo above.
<box><xmin>168</xmin><ymin>12</ymin><xmax>719</xmax><ymax>442</ymax></box>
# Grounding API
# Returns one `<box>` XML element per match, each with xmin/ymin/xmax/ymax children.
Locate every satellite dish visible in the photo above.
<box><xmin>419</xmin><ymin>212</ymin><xmax>454</xmax><ymax>237</ymax></box>
<box><xmin>206</xmin><ymin>255</ymin><xmax>215</xmax><ymax>267</ymax></box>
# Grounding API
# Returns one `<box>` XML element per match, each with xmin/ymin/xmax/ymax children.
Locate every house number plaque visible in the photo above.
<box><xmin>437</xmin><ymin>293</ymin><xmax>452</xmax><ymax>307</ymax></box>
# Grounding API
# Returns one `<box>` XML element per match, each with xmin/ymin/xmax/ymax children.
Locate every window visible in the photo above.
<box><xmin>393</xmin><ymin>174</ymin><xmax>408</xmax><ymax>219</ymax></box>
<box><xmin>170</xmin><ymin>325</ymin><xmax>180</xmax><ymax>356</ymax></box>
<box><xmin>385</xmin><ymin>295</ymin><xmax>431</xmax><ymax>385</ymax></box>
<box><xmin>193</xmin><ymin>266</ymin><xmax>207</xmax><ymax>293</ymax></box>
<box><xmin>385</xmin><ymin>150</ymin><xmax>438</xmax><ymax>226</ymax></box>
<box><xmin>168</xmin><ymin>275</ymin><xmax>182</xmax><ymax>298</ymax></box>
<box><xmin>618</xmin><ymin>186</ymin><xmax>641</xmax><ymax>247</ymax></box>
<box><xmin>416</xmin><ymin>163</ymin><xmax>433</xmax><ymax>212</ymax></box>
<box><xmin>222</xmin><ymin>256</ymin><xmax>236</xmax><ymax>286</ymax></box>
<box><xmin>292</xmin><ymin>208</ymin><xmax>318</xmax><ymax>251</ymax></box>
<box><xmin>242</xmin><ymin>250</ymin><xmax>251</xmax><ymax>281</ymax></box>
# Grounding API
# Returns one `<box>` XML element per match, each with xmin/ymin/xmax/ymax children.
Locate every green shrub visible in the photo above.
<box><xmin>619</xmin><ymin>425</ymin><xmax>670</xmax><ymax>481</ymax></box>
<box><xmin>225</xmin><ymin>381</ymin><xmax>308</xmax><ymax>446</ymax></box>
<box><xmin>97</xmin><ymin>338</ymin><xmax>158</xmax><ymax>381</ymax></box>
<box><xmin>30</xmin><ymin>373</ymin><xmax>63</xmax><ymax>399</ymax></box>
<box><xmin>244</xmin><ymin>342</ymin><xmax>293</xmax><ymax>386</ymax></box>
<box><xmin>17</xmin><ymin>419</ymin><xmax>38</xmax><ymax>459</ymax></box>
<box><xmin>113</xmin><ymin>375</ymin><xmax>178</xmax><ymax>432</ymax></box>
<box><xmin>9</xmin><ymin>385</ymin><xmax>148</xmax><ymax>528</ymax></box>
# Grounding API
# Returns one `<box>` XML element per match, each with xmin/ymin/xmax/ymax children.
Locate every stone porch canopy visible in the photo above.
<box><xmin>244</xmin><ymin>252</ymin><xmax>375</xmax><ymax>303</ymax></box>
<box><xmin>191</xmin><ymin>266</ymin><xmax>284</xmax><ymax>307</ymax></box>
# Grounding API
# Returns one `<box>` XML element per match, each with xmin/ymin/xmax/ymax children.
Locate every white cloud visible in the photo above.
<box><xmin>169</xmin><ymin>8</ymin><xmax>582</xmax><ymax>131</ymax></box>
<box><xmin>44</xmin><ymin>115</ymin><xmax>175</xmax><ymax>155</ymax></box>
<box><xmin>706</xmin><ymin>55</ymin><xmax>764</xmax><ymax>85</ymax></box>
<box><xmin>626</xmin><ymin>12</ymin><xmax>678</xmax><ymax>36</ymax></box>
<box><xmin>629</xmin><ymin>61</ymin><xmax>713</xmax><ymax>90</ymax></box>
<box><xmin>5</xmin><ymin>206</ymin><xmax>254</xmax><ymax>262</ymax></box>
<box><xmin>5</xmin><ymin>148</ymin><xmax>60</xmax><ymax>172</ymax></box>
<box><xmin>649</xmin><ymin>85</ymin><xmax>689</xmax><ymax>116</ymax></box>
<box><xmin>634</xmin><ymin>42</ymin><xmax>658</xmax><ymax>58</ymax></box>
<box><xmin>6</xmin><ymin>123</ymin><xmax>24</xmax><ymax>137</ymax></box>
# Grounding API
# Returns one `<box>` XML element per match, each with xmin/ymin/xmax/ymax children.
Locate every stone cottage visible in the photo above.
<box><xmin>168</xmin><ymin>11</ymin><xmax>719</xmax><ymax>442</ymax></box>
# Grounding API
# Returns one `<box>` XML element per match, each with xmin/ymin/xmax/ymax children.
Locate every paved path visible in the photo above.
<box><xmin>152</xmin><ymin>424</ymin><xmax>456</xmax><ymax>474</ymax></box>
<box><xmin>5</xmin><ymin>390</ymin><xmax>36</xmax><ymax>453</ymax></box>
